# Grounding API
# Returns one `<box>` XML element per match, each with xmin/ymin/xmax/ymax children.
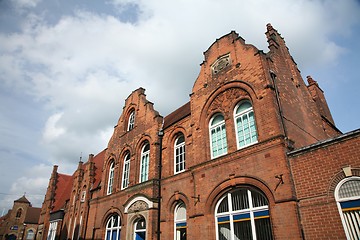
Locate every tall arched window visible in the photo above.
<box><xmin>174</xmin><ymin>202</ymin><xmax>187</xmax><ymax>240</ymax></box>
<box><xmin>209</xmin><ymin>114</ymin><xmax>227</xmax><ymax>159</ymax></box>
<box><xmin>121</xmin><ymin>152</ymin><xmax>131</xmax><ymax>189</ymax></box>
<box><xmin>105</xmin><ymin>214</ymin><xmax>121</xmax><ymax>240</ymax></box>
<box><xmin>215</xmin><ymin>187</ymin><xmax>273</xmax><ymax>240</ymax></box>
<box><xmin>107</xmin><ymin>161</ymin><xmax>115</xmax><ymax>195</ymax></box>
<box><xmin>174</xmin><ymin>134</ymin><xmax>186</xmax><ymax>174</ymax></box>
<box><xmin>335</xmin><ymin>177</ymin><xmax>360</xmax><ymax>239</ymax></box>
<box><xmin>140</xmin><ymin>143</ymin><xmax>150</xmax><ymax>183</ymax></box>
<box><xmin>134</xmin><ymin>217</ymin><xmax>146</xmax><ymax>240</ymax></box>
<box><xmin>234</xmin><ymin>101</ymin><xmax>258</xmax><ymax>149</ymax></box>
<box><xmin>16</xmin><ymin>208</ymin><xmax>22</xmax><ymax>218</ymax></box>
<box><xmin>127</xmin><ymin>110</ymin><xmax>135</xmax><ymax>131</ymax></box>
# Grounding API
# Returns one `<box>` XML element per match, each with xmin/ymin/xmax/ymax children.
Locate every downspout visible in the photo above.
<box><xmin>157</xmin><ymin>128</ymin><xmax>164</xmax><ymax>240</ymax></box>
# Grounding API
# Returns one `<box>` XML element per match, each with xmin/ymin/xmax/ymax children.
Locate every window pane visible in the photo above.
<box><xmin>236</xmin><ymin>102</ymin><xmax>252</xmax><ymax>114</ymax></box>
<box><xmin>218</xmin><ymin>223</ymin><xmax>231</xmax><ymax>240</ymax></box>
<box><xmin>217</xmin><ymin>196</ymin><xmax>229</xmax><ymax>213</ymax></box>
<box><xmin>251</xmin><ymin>190</ymin><xmax>268</xmax><ymax>208</ymax></box>
<box><xmin>255</xmin><ymin>218</ymin><xmax>273</xmax><ymax>240</ymax></box>
<box><xmin>234</xmin><ymin>220</ymin><xmax>252</xmax><ymax>240</ymax></box>
<box><xmin>339</xmin><ymin>180</ymin><xmax>360</xmax><ymax>199</ymax></box>
<box><xmin>231</xmin><ymin>189</ymin><xmax>249</xmax><ymax>211</ymax></box>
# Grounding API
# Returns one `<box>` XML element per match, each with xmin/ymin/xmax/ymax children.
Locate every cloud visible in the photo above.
<box><xmin>0</xmin><ymin>0</ymin><xmax>359</xmax><ymax>211</ymax></box>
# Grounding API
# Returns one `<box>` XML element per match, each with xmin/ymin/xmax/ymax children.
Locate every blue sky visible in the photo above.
<box><xmin>0</xmin><ymin>0</ymin><xmax>359</xmax><ymax>213</ymax></box>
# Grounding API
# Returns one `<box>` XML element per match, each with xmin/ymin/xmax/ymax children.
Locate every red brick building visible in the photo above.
<box><xmin>39</xmin><ymin>24</ymin><xmax>360</xmax><ymax>240</ymax></box>
<box><xmin>0</xmin><ymin>196</ymin><xmax>40</xmax><ymax>240</ymax></box>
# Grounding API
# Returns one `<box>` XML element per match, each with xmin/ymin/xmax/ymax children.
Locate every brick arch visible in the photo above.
<box><xmin>204</xmin><ymin>175</ymin><xmax>275</xmax><ymax>215</ymax></box>
<box><xmin>327</xmin><ymin>167</ymin><xmax>360</xmax><ymax>199</ymax></box>
<box><xmin>166</xmin><ymin>191</ymin><xmax>190</xmax><ymax>213</ymax></box>
<box><xmin>101</xmin><ymin>207</ymin><xmax>124</xmax><ymax>229</ymax></box>
<box><xmin>164</xmin><ymin>127</ymin><xmax>187</xmax><ymax>147</ymax></box>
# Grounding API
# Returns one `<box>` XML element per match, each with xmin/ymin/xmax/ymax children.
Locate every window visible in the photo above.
<box><xmin>47</xmin><ymin>221</ymin><xmax>58</xmax><ymax>240</ymax></box>
<box><xmin>16</xmin><ymin>208</ymin><xmax>22</xmax><ymax>218</ymax></box>
<box><xmin>215</xmin><ymin>187</ymin><xmax>273</xmax><ymax>240</ymax></box>
<box><xmin>335</xmin><ymin>177</ymin><xmax>360</xmax><ymax>239</ymax></box>
<box><xmin>107</xmin><ymin>161</ymin><xmax>115</xmax><ymax>195</ymax></box>
<box><xmin>174</xmin><ymin>202</ymin><xmax>187</xmax><ymax>240</ymax></box>
<box><xmin>134</xmin><ymin>217</ymin><xmax>146</xmax><ymax>240</ymax></box>
<box><xmin>234</xmin><ymin>101</ymin><xmax>258</xmax><ymax>149</ymax></box>
<box><xmin>26</xmin><ymin>229</ymin><xmax>35</xmax><ymax>240</ymax></box>
<box><xmin>122</xmin><ymin>153</ymin><xmax>131</xmax><ymax>189</ymax></box>
<box><xmin>140</xmin><ymin>143</ymin><xmax>150</xmax><ymax>183</ymax></box>
<box><xmin>105</xmin><ymin>215</ymin><xmax>121</xmax><ymax>240</ymax></box>
<box><xmin>210</xmin><ymin>114</ymin><xmax>227</xmax><ymax>158</ymax></box>
<box><xmin>174</xmin><ymin>134</ymin><xmax>186</xmax><ymax>174</ymax></box>
<box><xmin>128</xmin><ymin>110</ymin><xmax>135</xmax><ymax>131</ymax></box>
<box><xmin>80</xmin><ymin>190</ymin><xmax>86</xmax><ymax>202</ymax></box>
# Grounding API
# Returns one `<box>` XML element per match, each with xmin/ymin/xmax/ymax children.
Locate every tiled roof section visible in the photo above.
<box><xmin>163</xmin><ymin>102</ymin><xmax>191</xmax><ymax>129</ymax></box>
<box><xmin>14</xmin><ymin>195</ymin><xmax>30</xmax><ymax>204</ymax></box>
<box><xmin>91</xmin><ymin>149</ymin><xmax>106</xmax><ymax>190</ymax></box>
<box><xmin>52</xmin><ymin>173</ymin><xmax>73</xmax><ymax>212</ymax></box>
<box><xmin>24</xmin><ymin>207</ymin><xmax>41</xmax><ymax>224</ymax></box>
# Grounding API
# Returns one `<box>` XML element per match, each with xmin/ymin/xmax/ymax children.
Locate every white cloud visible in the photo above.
<box><xmin>43</xmin><ymin>113</ymin><xmax>66</xmax><ymax>142</ymax></box>
<box><xmin>11</xmin><ymin>0</ymin><xmax>42</xmax><ymax>9</ymax></box>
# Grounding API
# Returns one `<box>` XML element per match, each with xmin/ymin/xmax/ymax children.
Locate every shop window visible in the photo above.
<box><xmin>210</xmin><ymin>114</ymin><xmax>227</xmax><ymax>158</ymax></box>
<box><xmin>335</xmin><ymin>177</ymin><xmax>360</xmax><ymax>239</ymax></box>
<box><xmin>174</xmin><ymin>202</ymin><xmax>187</xmax><ymax>240</ymax></box>
<box><xmin>174</xmin><ymin>134</ymin><xmax>186</xmax><ymax>174</ymax></box>
<box><xmin>234</xmin><ymin>101</ymin><xmax>258</xmax><ymax>149</ymax></box>
<box><xmin>215</xmin><ymin>187</ymin><xmax>273</xmax><ymax>240</ymax></box>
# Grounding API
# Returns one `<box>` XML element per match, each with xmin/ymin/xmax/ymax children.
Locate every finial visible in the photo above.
<box><xmin>79</xmin><ymin>152</ymin><xmax>83</xmax><ymax>163</ymax></box>
<box><xmin>306</xmin><ymin>75</ymin><xmax>317</xmax><ymax>85</ymax></box>
<box><xmin>266</xmin><ymin>23</ymin><xmax>273</xmax><ymax>31</ymax></box>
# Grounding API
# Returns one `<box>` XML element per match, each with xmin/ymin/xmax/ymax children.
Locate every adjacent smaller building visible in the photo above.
<box><xmin>0</xmin><ymin>196</ymin><xmax>40</xmax><ymax>240</ymax></box>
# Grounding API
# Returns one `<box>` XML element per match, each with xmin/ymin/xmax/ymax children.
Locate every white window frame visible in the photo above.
<box><xmin>134</xmin><ymin>217</ymin><xmax>146</xmax><ymax>240</ymax></box>
<box><xmin>174</xmin><ymin>202</ymin><xmax>187</xmax><ymax>240</ymax></box>
<box><xmin>215</xmin><ymin>188</ymin><xmax>272</xmax><ymax>240</ymax></box>
<box><xmin>121</xmin><ymin>153</ymin><xmax>131</xmax><ymax>189</ymax></box>
<box><xmin>107</xmin><ymin>161</ymin><xmax>115</xmax><ymax>195</ymax></box>
<box><xmin>26</xmin><ymin>229</ymin><xmax>35</xmax><ymax>240</ymax></box>
<box><xmin>234</xmin><ymin>101</ymin><xmax>258</xmax><ymax>149</ymax></box>
<box><xmin>209</xmin><ymin>114</ymin><xmax>228</xmax><ymax>159</ymax></box>
<box><xmin>105</xmin><ymin>215</ymin><xmax>121</xmax><ymax>240</ymax></box>
<box><xmin>47</xmin><ymin>221</ymin><xmax>58</xmax><ymax>240</ymax></box>
<box><xmin>174</xmin><ymin>134</ymin><xmax>186</xmax><ymax>174</ymax></box>
<box><xmin>139</xmin><ymin>143</ymin><xmax>150</xmax><ymax>183</ymax></box>
<box><xmin>335</xmin><ymin>177</ymin><xmax>360</xmax><ymax>240</ymax></box>
<box><xmin>127</xmin><ymin>110</ymin><xmax>135</xmax><ymax>131</ymax></box>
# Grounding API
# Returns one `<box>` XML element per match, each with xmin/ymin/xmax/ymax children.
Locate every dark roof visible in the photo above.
<box><xmin>163</xmin><ymin>102</ymin><xmax>191</xmax><ymax>129</ymax></box>
<box><xmin>92</xmin><ymin>149</ymin><xmax>106</xmax><ymax>190</ymax></box>
<box><xmin>14</xmin><ymin>195</ymin><xmax>31</xmax><ymax>204</ymax></box>
<box><xmin>24</xmin><ymin>207</ymin><xmax>41</xmax><ymax>224</ymax></box>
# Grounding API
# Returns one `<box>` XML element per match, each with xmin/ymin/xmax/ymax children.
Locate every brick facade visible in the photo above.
<box><xmin>38</xmin><ymin>24</ymin><xmax>359</xmax><ymax>240</ymax></box>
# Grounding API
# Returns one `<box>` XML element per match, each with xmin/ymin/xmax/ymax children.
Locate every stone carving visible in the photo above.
<box><xmin>211</xmin><ymin>54</ymin><xmax>231</xmax><ymax>74</ymax></box>
<box><xmin>127</xmin><ymin>200</ymin><xmax>148</xmax><ymax>213</ymax></box>
<box><xmin>208</xmin><ymin>88</ymin><xmax>248</xmax><ymax>116</ymax></box>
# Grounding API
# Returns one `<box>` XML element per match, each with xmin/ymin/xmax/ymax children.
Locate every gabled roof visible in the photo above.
<box><xmin>52</xmin><ymin>173</ymin><xmax>73</xmax><ymax>212</ymax></box>
<box><xmin>24</xmin><ymin>207</ymin><xmax>41</xmax><ymax>224</ymax></box>
<box><xmin>91</xmin><ymin>149</ymin><xmax>106</xmax><ymax>190</ymax></box>
<box><xmin>14</xmin><ymin>195</ymin><xmax>30</xmax><ymax>204</ymax></box>
<box><xmin>164</xmin><ymin>102</ymin><xmax>191</xmax><ymax>129</ymax></box>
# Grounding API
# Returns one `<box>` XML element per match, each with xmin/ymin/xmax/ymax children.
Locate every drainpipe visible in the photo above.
<box><xmin>157</xmin><ymin>128</ymin><xmax>164</xmax><ymax>240</ymax></box>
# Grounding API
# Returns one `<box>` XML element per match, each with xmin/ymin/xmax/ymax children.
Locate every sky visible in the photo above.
<box><xmin>0</xmin><ymin>0</ymin><xmax>359</xmax><ymax>213</ymax></box>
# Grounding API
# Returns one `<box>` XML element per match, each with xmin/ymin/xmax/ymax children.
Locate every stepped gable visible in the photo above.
<box><xmin>52</xmin><ymin>173</ymin><xmax>73</xmax><ymax>212</ymax></box>
<box><xmin>91</xmin><ymin>149</ymin><xmax>106</xmax><ymax>190</ymax></box>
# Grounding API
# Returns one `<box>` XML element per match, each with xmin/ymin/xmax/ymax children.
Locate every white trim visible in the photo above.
<box><xmin>209</xmin><ymin>113</ymin><xmax>227</xmax><ymax>159</ymax></box>
<box><xmin>174</xmin><ymin>134</ymin><xmax>186</xmax><ymax>174</ymax></box>
<box><xmin>124</xmin><ymin>196</ymin><xmax>154</xmax><ymax>213</ymax></box>
<box><xmin>121</xmin><ymin>153</ymin><xmax>131</xmax><ymax>189</ymax></box>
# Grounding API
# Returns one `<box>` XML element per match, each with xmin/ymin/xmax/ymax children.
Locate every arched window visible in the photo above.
<box><xmin>234</xmin><ymin>101</ymin><xmax>258</xmax><ymax>149</ymax></box>
<box><xmin>107</xmin><ymin>161</ymin><xmax>115</xmax><ymax>195</ymax></box>
<box><xmin>47</xmin><ymin>221</ymin><xmax>58</xmax><ymax>240</ymax></box>
<box><xmin>105</xmin><ymin>214</ymin><xmax>121</xmax><ymax>240</ymax></box>
<box><xmin>215</xmin><ymin>187</ymin><xmax>273</xmax><ymax>240</ymax></box>
<box><xmin>121</xmin><ymin>152</ymin><xmax>131</xmax><ymax>189</ymax></box>
<box><xmin>209</xmin><ymin>114</ymin><xmax>227</xmax><ymax>159</ymax></box>
<box><xmin>174</xmin><ymin>202</ymin><xmax>187</xmax><ymax>240</ymax></box>
<box><xmin>174</xmin><ymin>134</ymin><xmax>186</xmax><ymax>174</ymax></box>
<box><xmin>26</xmin><ymin>229</ymin><xmax>35</xmax><ymax>240</ymax></box>
<box><xmin>140</xmin><ymin>143</ymin><xmax>150</xmax><ymax>183</ymax></box>
<box><xmin>16</xmin><ymin>208</ymin><xmax>22</xmax><ymax>218</ymax></box>
<box><xmin>134</xmin><ymin>217</ymin><xmax>146</xmax><ymax>240</ymax></box>
<box><xmin>335</xmin><ymin>177</ymin><xmax>360</xmax><ymax>239</ymax></box>
<box><xmin>127</xmin><ymin>110</ymin><xmax>135</xmax><ymax>131</ymax></box>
